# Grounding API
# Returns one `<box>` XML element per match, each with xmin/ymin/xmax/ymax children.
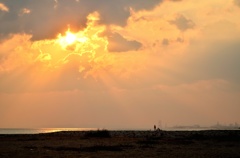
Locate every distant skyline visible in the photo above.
<box><xmin>0</xmin><ymin>0</ymin><xmax>240</xmax><ymax>128</ymax></box>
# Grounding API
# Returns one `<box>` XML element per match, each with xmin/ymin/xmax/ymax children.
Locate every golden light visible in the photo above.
<box><xmin>29</xmin><ymin>12</ymin><xmax>113</xmax><ymax>78</ymax></box>
<box><xmin>65</xmin><ymin>31</ymin><xmax>76</xmax><ymax>45</ymax></box>
<box><xmin>57</xmin><ymin>30</ymin><xmax>77</xmax><ymax>48</ymax></box>
<box><xmin>57</xmin><ymin>29</ymin><xmax>89</xmax><ymax>49</ymax></box>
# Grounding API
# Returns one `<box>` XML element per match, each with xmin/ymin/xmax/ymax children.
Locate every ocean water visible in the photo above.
<box><xmin>0</xmin><ymin>128</ymin><xmax>97</xmax><ymax>134</ymax></box>
<box><xmin>0</xmin><ymin>128</ymin><xmax>148</xmax><ymax>134</ymax></box>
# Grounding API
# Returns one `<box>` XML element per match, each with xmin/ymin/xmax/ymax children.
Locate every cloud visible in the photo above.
<box><xmin>0</xmin><ymin>0</ymin><xmax>162</xmax><ymax>40</ymax></box>
<box><xmin>0</xmin><ymin>2</ymin><xmax>8</xmax><ymax>12</ymax></box>
<box><xmin>0</xmin><ymin>12</ymin><xmax>145</xmax><ymax>93</ymax></box>
<box><xmin>187</xmin><ymin>39</ymin><xmax>240</xmax><ymax>84</ymax></box>
<box><xmin>234</xmin><ymin>0</ymin><xmax>240</xmax><ymax>7</ymax></box>
<box><xmin>19</xmin><ymin>8</ymin><xmax>31</xmax><ymax>16</ymax></box>
<box><xmin>0</xmin><ymin>14</ymin><xmax>89</xmax><ymax>72</ymax></box>
<box><xmin>1</xmin><ymin>0</ymin><xmax>240</xmax><ymax>128</ymax></box>
<box><xmin>162</xmin><ymin>38</ymin><xmax>169</xmax><ymax>46</ymax></box>
<box><xmin>107</xmin><ymin>33</ymin><xmax>142</xmax><ymax>52</ymax></box>
<box><xmin>1</xmin><ymin>0</ymin><xmax>239</xmax><ymax>92</ymax></box>
<box><xmin>169</xmin><ymin>14</ymin><xmax>195</xmax><ymax>31</ymax></box>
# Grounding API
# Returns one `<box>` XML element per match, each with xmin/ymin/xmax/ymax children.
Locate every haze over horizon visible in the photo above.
<box><xmin>0</xmin><ymin>0</ymin><xmax>240</xmax><ymax>129</ymax></box>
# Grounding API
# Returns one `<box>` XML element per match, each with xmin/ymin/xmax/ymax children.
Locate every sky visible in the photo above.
<box><xmin>0</xmin><ymin>0</ymin><xmax>240</xmax><ymax>129</ymax></box>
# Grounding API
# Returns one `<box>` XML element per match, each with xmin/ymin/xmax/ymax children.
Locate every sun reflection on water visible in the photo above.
<box><xmin>0</xmin><ymin>128</ymin><xmax>97</xmax><ymax>134</ymax></box>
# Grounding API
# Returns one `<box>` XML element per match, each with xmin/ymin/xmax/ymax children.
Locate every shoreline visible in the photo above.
<box><xmin>1</xmin><ymin>127</ymin><xmax>239</xmax><ymax>135</ymax></box>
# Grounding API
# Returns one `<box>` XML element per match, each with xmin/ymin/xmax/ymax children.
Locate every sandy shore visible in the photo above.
<box><xmin>0</xmin><ymin>130</ymin><xmax>240</xmax><ymax>158</ymax></box>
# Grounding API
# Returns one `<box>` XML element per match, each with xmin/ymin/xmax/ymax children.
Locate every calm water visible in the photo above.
<box><xmin>0</xmin><ymin>128</ymin><xmax>148</xmax><ymax>134</ymax></box>
<box><xmin>0</xmin><ymin>128</ymin><xmax>97</xmax><ymax>134</ymax></box>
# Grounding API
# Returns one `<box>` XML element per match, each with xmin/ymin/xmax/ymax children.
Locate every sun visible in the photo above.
<box><xmin>57</xmin><ymin>29</ymin><xmax>88</xmax><ymax>49</ymax></box>
<box><xmin>65</xmin><ymin>31</ymin><xmax>76</xmax><ymax>45</ymax></box>
<box><xmin>57</xmin><ymin>30</ymin><xmax>77</xmax><ymax>47</ymax></box>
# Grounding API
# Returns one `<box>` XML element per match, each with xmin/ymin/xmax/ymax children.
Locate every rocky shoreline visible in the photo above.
<box><xmin>0</xmin><ymin>130</ymin><xmax>240</xmax><ymax>157</ymax></box>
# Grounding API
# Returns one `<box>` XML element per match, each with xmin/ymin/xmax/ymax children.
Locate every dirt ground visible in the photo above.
<box><xmin>0</xmin><ymin>130</ymin><xmax>240</xmax><ymax>158</ymax></box>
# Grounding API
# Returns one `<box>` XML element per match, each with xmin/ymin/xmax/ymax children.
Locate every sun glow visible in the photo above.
<box><xmin>57</xmin><ymin>29</ymin><xmax>88</xmax><ymax>49</ymax></box>
<box><xmin>25</xmin><ymin>12</ymin><xmax>115</xmax><ymax>78</ymax></box>
<box><xmin>65</xmin><ymin>31</ymin><xmax>76</xmax><ymax>45</ymax></box>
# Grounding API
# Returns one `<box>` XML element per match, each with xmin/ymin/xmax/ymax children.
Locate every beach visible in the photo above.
<box><xmin>0</xmin><ymin>130</ymin><xmax>240</xmax><ymax>158</ymax></box>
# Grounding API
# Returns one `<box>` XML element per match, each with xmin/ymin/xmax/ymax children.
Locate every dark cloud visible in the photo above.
<box><xmin>170</xmin><ymin>14</ymin><xmax>195</xmax><ymax>31</ymax></box>
<box><xmin>107</xmin><ymin>33</ymin><xmax>142</xmax><ymax>52</ymax></box>
<box><xmin>0</xmin><ymin>0</ymin><xmax>60</xmax><ymax>40</ymax></box>
<box><xmin>234</xmin><ymin>0</ymin><xmax>240</xmax><ymax>7</ymax></box>
<box><xmin>0</xmin><ymin>2</ymin><xmax>9</xmax><ymax>12</ymax></box>
<box><xmin>180</xmin><ymin>39</ymin><xmax>240</xmax><ymax>86</ymax></box>
<box><xmin>162</xmin><ymin>38</ymin><xmax>169</xmax><ymax>46</ymax></box>
<box><xmin>198</xmin><ymin>40</ymin><xmax>240</xmax><ymax>83</ymax></box>
<box><xmin>177</xmin><ymin>37</ymin><xmax>184</xmax><ymax>43</ymax></box>
<box><xmin>0</xmin><ymin>0</ymin><xmax>162</xmax><ymax>40</ymax></box>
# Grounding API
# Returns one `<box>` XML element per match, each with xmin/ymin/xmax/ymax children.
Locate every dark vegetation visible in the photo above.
<box><xmin>42</xmin><ymin>145</ymin><xmax>124</xmax><ymax>152</ymax></box>
<box><xmin>186</xmin><ymin>130</ymin><xmax>240</xmax><ymax>141</ymax></box>
<box><xmin>1</xmin><ymin>130</ymin><xmax>240</xmax><ymax>158</ymax></box>
<box><xmin>83</xmin><ymin>129</ymin><xmax>111</xmax><ymax>138</ymax></box>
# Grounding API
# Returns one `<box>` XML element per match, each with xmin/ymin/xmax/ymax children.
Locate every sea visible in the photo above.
<box><xmin>0</xmin><ymin>128</ymin><xmax>97</xmax><ymax>134</ymax></box>
<box><xmin>0</xmin><ymin>128</ymin><xmax>150</xmax><ymax>134</ymax></box>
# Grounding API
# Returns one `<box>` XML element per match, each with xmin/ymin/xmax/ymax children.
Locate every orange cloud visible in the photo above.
<box><xmin>1</xmin><ymin>0</ymin><xmax>240</xmax><ymax>128</ymax></box>
<box><xmin>19</xmin><ymin>8</ymin><xmax>31</xmax><ymax>16</ymax></box>
<box><xmin>0</xmin><ymin>11</ymin><xmax>150</xmax><ymax>94</ymax></box>
<box><xmin>0</xmin><ymin>3</ymin><xmax>8</xmax><ymax>12</ymax></box>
